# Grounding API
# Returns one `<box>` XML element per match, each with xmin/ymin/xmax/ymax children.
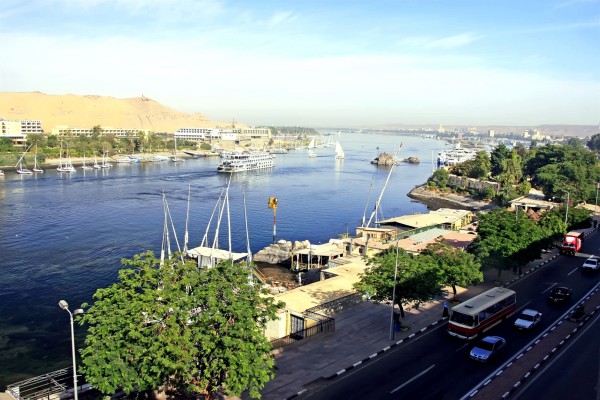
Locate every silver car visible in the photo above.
<box><xmin>514</xmin><ymin>309</ymin><xmax>542</xmax><ymax>330</ymax></box>
<box><xmin>582</xmin><ymin>257</ymin><xmax>599</xmax><ymax>272</ymax></box>
<box><xmin>469</xmin><ymin>336</ymin><xmax>506</xmax><ymax>362</ymax></box>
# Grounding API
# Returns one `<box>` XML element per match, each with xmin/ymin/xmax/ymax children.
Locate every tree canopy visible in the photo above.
<box><xmin>79</xmin><ymin>252</ymin><xmax>283</xmax><ymax>399</ymax></box>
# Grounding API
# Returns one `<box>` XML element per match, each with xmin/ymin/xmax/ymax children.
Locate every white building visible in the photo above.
<box><xmin>51</xmin><ymin>125</ymin><xmax>149</xmax><ymax>139</ymax></box>
<box><xmin>0</xmin><ymin>119</ymin><xmax>43</xmax><ymax>146</ymax></box>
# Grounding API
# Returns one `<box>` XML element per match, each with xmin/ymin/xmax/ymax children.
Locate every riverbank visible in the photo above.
<box><xmin>407</xmin><ymin>184</ymin><xmax>494</xmax><ymax>211</ymax></box>
<box><xmin>0</xmin><ymin>151</ymin><xmax>188</xmax><ymax>171</ymax></box>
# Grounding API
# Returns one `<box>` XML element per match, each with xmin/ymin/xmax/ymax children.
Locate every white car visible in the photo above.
<box><xmin>582</xmin><ymin>257</ymin><xmax>599</xmax><ymax>272</ymax></box>
<box><xmin>514</xmin><ymin>309</ymin><xmax>542</xmax><ymax>330</ymax></box>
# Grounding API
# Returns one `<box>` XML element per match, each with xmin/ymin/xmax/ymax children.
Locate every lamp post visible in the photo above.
<box><xmin>562</xmin><ymin>190</ymin><xmax>570</xmax><ymax>229</ymax></box>
<box><xmin>59</xmin><ymin>300</ymin><xmax>84</xmax><ymax>400</ymax></box>
<box><xmin>389</xmin><ymin>243</ymin><xmax>400</xmax><ymax>340</ymax></box>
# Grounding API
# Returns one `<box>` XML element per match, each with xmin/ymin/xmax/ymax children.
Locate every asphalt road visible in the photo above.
<box><xmin>301</xmin><ymin>232</ymin><xmax>600</xmax><ymax>400</ymax></box>
<box><xmin>513</xmin><ymin>303</ymin><xmax>600</xmax><ymax>400</ymax></box>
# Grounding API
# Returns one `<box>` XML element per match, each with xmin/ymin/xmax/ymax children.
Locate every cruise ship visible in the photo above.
<box><xmin>436</xmin><ymin>143</ymin><xmax>479</xmax><ymax>167</ymax></box>
<box><xmin>217</xmin><ymin>150</ymin><xmax>275</xmax><ymax>173</ymax></box>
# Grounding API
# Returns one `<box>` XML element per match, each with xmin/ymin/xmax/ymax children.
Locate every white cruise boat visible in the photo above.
<box><xmin>437</xmin><ymin>143</ymin><xmax>479</xmax><ymax>167</ymax></box>
<box><xmin>217</xmin><ymin>150</ymin><xmax>274</xmax><ymax>173</ymax></box>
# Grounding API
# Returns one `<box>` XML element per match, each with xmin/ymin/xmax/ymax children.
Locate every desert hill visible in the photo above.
<box><xmin>0</xmin><ymin>92</ymin><xmax>241</xmax><ymax>133</ymax></box>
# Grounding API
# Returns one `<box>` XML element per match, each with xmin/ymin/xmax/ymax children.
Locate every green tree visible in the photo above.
<box><xmin>420</xmin><ymin>240</ymin><xmax>482</xmax><ymax>296</ymax></box>
<box><xmin>432</xmin><ymin>168</ymin><xmax>450</xmax><ymax>188</ymax></box>
<box><xmin>79</xmin><ymin>252</ymin><xmax>283</xmax><ymax>399</ymax></box>
<box><xmin>354</xmin><ymin>248</ymin><xmax>442</xmax><ymax>318</ymax></box>
<box><xmin>587</xmin><ymin>133</ymin><xmax>600</xmax><ymax>152</ymax></box>
<box><xmin>490</xmin><ymin>144</ymin><xmax>511</xmax><ymax>177</ymax></box>
<box><xmin>469</xmin><ymin>209</ymin><xmax>545</xmax><ymax>277</ymax></box>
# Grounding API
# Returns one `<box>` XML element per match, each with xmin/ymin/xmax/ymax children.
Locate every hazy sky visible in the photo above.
<box><xmin>1</xmin><ymin>0</ymin><xmax>599</xmax><ymax>127</ymax></box>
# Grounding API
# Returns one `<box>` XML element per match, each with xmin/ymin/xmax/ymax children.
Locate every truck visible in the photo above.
<box><xmin>559</xmin><ymin>231</ymin><xmax>584</xmax><ymax>255</ymax></box>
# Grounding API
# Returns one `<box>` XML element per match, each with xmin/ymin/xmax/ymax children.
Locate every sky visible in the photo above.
<box><xmin>0</xmin><ymin>0</ymin><xmax>599</xmax><ymax>127</ymax></box>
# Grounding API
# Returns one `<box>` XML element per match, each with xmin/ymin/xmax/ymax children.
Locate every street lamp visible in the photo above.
<box><xmin>59</xmin><ymin>300</ymin><xmax>84</xmax><ymax>400</ymax></box>
<box><xmin>562</xmin><ymin>190</ymin><xmax>570</xmax><ymax>229</ymax></box>
<box><xmin>389</xmin><ymin>243</ymin><xmax>400</xmax><ymax>340</ymax></box>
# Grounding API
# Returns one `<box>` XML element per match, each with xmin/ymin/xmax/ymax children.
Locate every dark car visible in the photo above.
<box><xmin>549</xmin><ymin>286</ymin><xmax>572</xmax><ymax>303</ymax></box>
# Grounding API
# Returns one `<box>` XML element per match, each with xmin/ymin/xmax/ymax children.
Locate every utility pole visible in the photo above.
<box><xmin>268</xmin><ymin>197</ymin><xmax>278</xmax><ymax>244</ymax></box>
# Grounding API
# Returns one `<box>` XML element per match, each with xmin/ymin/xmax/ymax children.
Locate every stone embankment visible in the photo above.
<box><xmin>407</xmin><ymin>184</ymin><xmax>494</xmax><ymax>211</ymax></box>
<box><xmin>253</xmin><ymin>239</ymin><xmax>311</xmax><ymax>264</ymax></box>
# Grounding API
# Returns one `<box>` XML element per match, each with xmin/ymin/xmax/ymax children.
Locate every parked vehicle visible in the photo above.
<box><xmin>559</xmin><ymin>231</ymin><xmax>584</xmax><ymax>255</ymax></box>
<box><xmin>582</xmin><ymin>257</ymin><xmax>600</xmax><ymax>272</ymax></box>
<box><xmin>514</xmin><ymin>309</ymin><xmax>542</xmax><ymax>330</ymax></box>
<box><xmin>448</xmin><ymin>287</ymin><xmax>516</xmax><ymax>340</ymax></box>
<box><xmin>469</xmin><ymin>336</ymin><xmax>506</xmax><ymax>362</ymax></box>
<box><xmin>549</xmin><ymin>286</ymin><xmax>573</xmax><ymax>303</ymax></box>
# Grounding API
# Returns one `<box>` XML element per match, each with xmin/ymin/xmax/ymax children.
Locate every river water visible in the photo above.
<box><xmin>0</xmin><ymin>131</ymin><xmax>447</xmax><ymax>387</ymax></box>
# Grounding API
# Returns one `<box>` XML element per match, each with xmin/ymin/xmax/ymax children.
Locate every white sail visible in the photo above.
<box><xmin>335</xmin><ymin>141</ymin><xmax>345</xmax><ymax>159</ymax></box>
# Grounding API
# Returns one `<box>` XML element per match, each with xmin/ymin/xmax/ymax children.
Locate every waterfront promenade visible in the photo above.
<box><xmin>247</xmin><ymin>245</ymin><xmax>567</xmax><ymax>400</ymax></box>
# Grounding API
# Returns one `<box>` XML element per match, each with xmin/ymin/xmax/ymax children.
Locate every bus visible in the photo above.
<box><xmin>448</xmin><ymin>287</ymin><xmax>516</xmax><ymax>340</ymax></box>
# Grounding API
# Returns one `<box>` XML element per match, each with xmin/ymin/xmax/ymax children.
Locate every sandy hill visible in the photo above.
<box><xmin>0</xmin><ymin>92</ymin><xmax>240</xmax><ymax>133</ymax></box>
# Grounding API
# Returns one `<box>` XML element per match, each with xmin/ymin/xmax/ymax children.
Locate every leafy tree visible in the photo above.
<box><xmin>432</xmin><ymin>168</ymin><xmax>450</xmax><ymax>188</ymax></box>
<box><xmin>469</xmin><ymin>151</ymin><xmax>491</xmax><ymax>179</ymax></box>
<box><xmin>469</xmin><ymin>209</ymin><xmax>545</xmax><ymax>277</ymax></box>
<box><xmin>587</xmin><ymin>133</ymin><xmax>600</xmax><ymax>152</ymax></box>
<box><xmin>79</xmin><ymin>252</ymin><xmax>283</xmax><ymax>399</ymax></box>
<box><xmin>354</xmin><ymin>248</ymin><xmax>442</xmax><ymax>318</ymax></box>
<box><xmin>420</xmin><ymin>240</ymin><xmax>482</xmax><ymax>296</ymax></box>
<box><xmin>490</xmin><ymin>144</ymin><xmax>511</xmax><ymax>177</ymax></box>
<box><xmin>0</xmin><ymin>137</ymin><xmax>15</xmax><ymax>152</ymax></box>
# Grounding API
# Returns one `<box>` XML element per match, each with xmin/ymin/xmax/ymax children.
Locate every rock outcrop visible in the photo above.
<box><xmin>370</xmin><ymin>152</ymin><xmax>398</xmax><ymax>165</ymax></box>
<box><xmin>253</xmin><ymin>239</ymin><xmax>311</xmax><ymax>264</ymax></box>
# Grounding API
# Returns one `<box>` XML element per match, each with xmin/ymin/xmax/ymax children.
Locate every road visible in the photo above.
<box><xmin>301</xmin><ymin>232</ymin><xmax>600</xmax><ymax>400</ymax></box>
<box><xmin>513</xmin><ymin>303</ymin><xmax>600</xmax><ymax>399</ymax></box>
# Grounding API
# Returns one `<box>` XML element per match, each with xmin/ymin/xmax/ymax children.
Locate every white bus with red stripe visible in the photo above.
<box><xmin>448</xmin><ymin>287</ymin><xmax>516</xmax><ymax>340</ymax></box>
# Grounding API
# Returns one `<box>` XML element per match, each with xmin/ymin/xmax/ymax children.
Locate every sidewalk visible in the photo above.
<box><xmin>255</xmin><ymin>245</ymin><xmax>563</xmax><ymax>400</ymax></box>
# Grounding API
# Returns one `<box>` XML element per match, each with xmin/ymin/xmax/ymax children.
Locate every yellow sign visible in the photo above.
<box><xmin>268</xmin><ymin>197</ymin><xmax>278</xmax><ymax>209</ymax></box>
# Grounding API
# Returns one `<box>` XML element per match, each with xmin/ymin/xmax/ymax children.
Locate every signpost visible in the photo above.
<box><xmin>268</xmin><ymin>197</ymin><xmax>278</xmax><ymax>244</ymax></box>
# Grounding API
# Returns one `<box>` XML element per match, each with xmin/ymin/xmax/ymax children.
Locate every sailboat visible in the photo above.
<box><xmin>57</xmin><ymin>142</ymin><xmax>76</xmax><ymax>173</ymax></box>
<box><xmin>16</xmin><ymin>144</ymin><xmax>33</xmax><ymax>175</ymax></box>
<box><xmin>32</xmin><ymin>144</ymin><xmax>44</xmax><ymax>173</ymax></box>
<box><xmin>172</xmin><ymin>137</ymin><xmax>185</xmax><ymax>162</ymax></box>
<box><xmin>93</xmin><ymin>153</ymin><xmax>101</xmax><ymax>169</ymax></box>
<box><xmin>81</xmin><ymin>148</ymin><xmax>93</xmax><ymax>170</ymax></box>
<box><xmin>101</xmin><ymin>150</ymin><xmax>112</xmax><ymax>168</ymax></box>
<box><xmin>335</xmin><ymin>141</ymin><xmax>345</xmax><ymax>159</ymax></box>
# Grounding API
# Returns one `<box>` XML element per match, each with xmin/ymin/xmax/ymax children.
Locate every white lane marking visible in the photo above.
<box><xmin>456</xmin><ymin>343</ymin><xmax>470</xmax><ymax>352</ymax></box>
<box><xmin>541</xmin><ymin>283</ymin><xmax>558</xmax><ymax>294</ymax></box>
<box><xmin>390</xmin><ymin>364</ymin><xmax>436</xmax><ymax>394</ymax></box>
<box><xmin>567</xmin><ymin>266</ymin><xmax>579</xmax><ymax>276</ymax></box>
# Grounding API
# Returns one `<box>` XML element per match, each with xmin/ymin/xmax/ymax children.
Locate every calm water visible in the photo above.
<box><xmin>0</xmin><ymin>131</ymin><xmax>445</xmax><ymax>387</ymax></box>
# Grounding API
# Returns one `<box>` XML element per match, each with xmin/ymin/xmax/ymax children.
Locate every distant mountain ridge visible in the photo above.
<box><xmin>0</xmin><ymin>91</ymin><xmax>240</xmax><ymax>133</ymax></box>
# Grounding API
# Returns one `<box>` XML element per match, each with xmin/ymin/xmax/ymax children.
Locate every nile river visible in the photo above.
<box><xmin>0</xmin><ymin>131</ymin><xmax>448</xmax><ymax>387</ymax></box>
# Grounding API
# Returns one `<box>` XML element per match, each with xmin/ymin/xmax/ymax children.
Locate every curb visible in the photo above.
<box><xmin>466</xmin><ymin>284</ymin><xmax>600</xmax><ymax>399</ymax></box>
<box><xmin>323</xmin><ymin>317</ymin><xmax>448</xmax><ymax>380</ymax></box>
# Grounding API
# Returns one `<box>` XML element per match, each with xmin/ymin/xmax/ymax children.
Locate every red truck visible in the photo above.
<box><xmin>559</xmin><ymin>231</ymin><xmax>585</xmax><ymax>255</ymax></box>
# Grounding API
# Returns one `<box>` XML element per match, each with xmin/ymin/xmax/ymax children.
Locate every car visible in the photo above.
<box><xmin>549</xmin><ymin>286</ymin><xmax>573</xmax><ymax>303</ymax></box>
<box><xmin>469</xmin><ymin>336</ymin><xmax>506</xmax><ymax>362</ymax></box>
<box><xmin>582</xmin><ymin>257</ymin><xmax>600</xmax><ymax>272</ymax></box>
<box><xmin>514</xmin><ymin>309</ymin><xmax>542</xmax><ymax>330</ymax></box>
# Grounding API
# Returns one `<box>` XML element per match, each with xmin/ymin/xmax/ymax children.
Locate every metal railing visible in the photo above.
<box><xmin>270</xmin><ymin>317</ymin><xmax>335</xmax><ymax>349</ymax></box>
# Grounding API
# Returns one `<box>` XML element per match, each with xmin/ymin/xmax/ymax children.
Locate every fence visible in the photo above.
<box><xmin>270</xmin><ymin>292</ymin><xmax>364</xmax><ymax>350</ymax></box>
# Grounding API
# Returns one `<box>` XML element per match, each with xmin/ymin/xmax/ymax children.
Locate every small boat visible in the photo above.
<box><xmin>150</xmin><ymin>155</ymin><xmax>170</xmax><ymax>162</ymax></box>
<box><xmin>57</xmin><ymin>142</ymin><xmax>76</xmax><ymax>173</ymax></box>
<box><xmin>16</xmin><ymin>144</ymin><xmax>33</xmax><ymax>175</ymax></box>
<box><xmin>32</xmin><ymin>144</ymin><xmax>44</xmax><ymax>173</ymax></box>
<box><xmin>335</xmin><ymin>141</ymin><xmax>345</xmax><ymax>159</ymax></box>
<box><xmin>0</xmin><ymin>170</ymin><xmax>5</xmax><ymax>176</ymax></box>
<box><xmin>81</xmin><ymin>148</ymin><xmax>93</xmax><ymax>170</ymax></box>
<box><xmin>93</xmin><ymin>154</ymin><xmax>101</xmax><ymax>169</ymax></box>
<box><xmin>308</xmin><ymin>150</ymin><xmax>317</xmax><ymax>158</ymax></box>
<box><xmin>101</xmin><ymin>151</ymin><xmax>112</xmax><ymax>168</ymax></box>
<box><xmin>172</xmin><ymin>137</ymin><xmax>185</xmax><ymax>162</ymax></box>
